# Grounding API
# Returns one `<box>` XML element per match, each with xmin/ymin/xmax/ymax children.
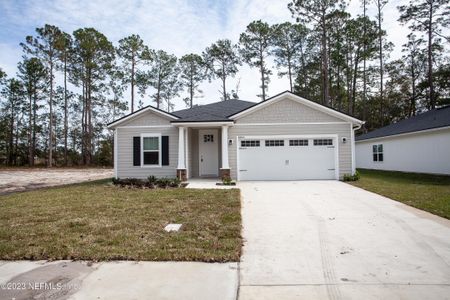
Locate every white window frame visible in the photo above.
<box><xmin>141</xmin><ymin>133</ymin><xmax>162</xmax><ymax>168</ymax></box>
<box><xmin>372</xmin><ymin>144</ymin><xmax>383</xmax><ymax>163</ymax></box>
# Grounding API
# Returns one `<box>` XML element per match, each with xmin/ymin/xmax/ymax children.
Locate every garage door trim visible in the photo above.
<box><xmin>236</xmin><ymin>134</ymin><xmax>339</xmax><ymax>180</ymax></box>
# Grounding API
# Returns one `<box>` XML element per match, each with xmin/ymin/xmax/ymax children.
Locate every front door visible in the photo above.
<box><xmin>199</xmin><ymin>129</ymin><xmax>219</xmax><ymax>177</ymax></box>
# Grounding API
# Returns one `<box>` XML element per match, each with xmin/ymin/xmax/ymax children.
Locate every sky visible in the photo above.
<box><xmin>0</xmin><ymin>0</ymin><xmax>414</xmax><ymax>112</ymax></box>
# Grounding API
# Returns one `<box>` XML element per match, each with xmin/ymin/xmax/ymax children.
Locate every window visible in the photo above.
<box><xmin>289</xmin><ymin>139</ymin><xmax>308</xmax><ymax>146</ymax></box>
<box><xmin>265</xmin><ymin>140</ymin><xmax>284</xmax><ymax>147</ymax></box>
<box><xmin>313</xmin><ymin>139</ymin><xmax>333</xmax><ymax>146</ymax></box>
<box><xmin>373</xmin><ymin>144</ymin><xmax>383</xmax><ymax>162</ymax></box>
<box><xmin>203</xmin><ymin>134</ymin><xmax>214</xmax><ymax>143</ymax></box>
<box><xmin>241</xmin><ymin>140</ymin><xmax>260</xmax><ymax>147</ymax></box>
<box><xmin>142</xmin><ymin>135</ymin><xmax>160</xmax><ymax>166</ymax></box>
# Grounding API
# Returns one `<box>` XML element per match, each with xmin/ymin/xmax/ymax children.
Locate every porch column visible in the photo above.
<box><xmin>220</xmin><ymin>125</ymin><xmax>231</xmax><ymax>180</ymax></box>
<box><xmin>177</xmin><ymin>126</ymin><xmax>187</xmax><ymax>181</ymax></box>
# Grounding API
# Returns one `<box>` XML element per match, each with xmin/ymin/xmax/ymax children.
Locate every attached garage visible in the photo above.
<box><xmin>237</xmin><ymin>135</ymin><xmax>338</xmax><ymax>180</ymax></box>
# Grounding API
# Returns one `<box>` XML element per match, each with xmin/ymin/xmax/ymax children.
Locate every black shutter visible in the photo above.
<box><xmin>133</xmin><ymin>137</ymin><xmax>140</xmax><ymax>166</ymax></box>
<box><xmin>162</xmin><ymin>136</ymin><xmax>169</xmax><ymax>166</ymax></box>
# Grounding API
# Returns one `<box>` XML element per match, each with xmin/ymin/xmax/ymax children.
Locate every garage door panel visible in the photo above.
<box><xmin>238</xmin><ymin>137</ymin><xmax>336</xmax><ymax>180</ymax></box>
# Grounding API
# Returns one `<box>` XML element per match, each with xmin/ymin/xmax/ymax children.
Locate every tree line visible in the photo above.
<box><xmin>0</xmin><ymin>0</ymin><xmax>448</xmax><ymax>167</ymax></box>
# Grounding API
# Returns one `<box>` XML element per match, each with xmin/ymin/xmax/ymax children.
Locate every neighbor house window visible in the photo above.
<box><xmin>241</xmin><ymin>140</ymin><xmax>260</xmax><ymax>147</ymax></box>
<box><xmin>313</xmin><ymin>139</ymin><xmax>333</xmax><ymax>146</ymax></box>
<box><xmin>289</xmin><ymin>139</ymin><xmax>308</xmax><ymax>146</ymax></box>
<box><xmin>373</xmin><ymin>144</ymin><xmax>383</xmax><ymax>162</ymax></box>
<box><xmin>265</xmin><ymin>140</ymin><xmax>284</xmax><ymax>147</ymax></box>
<box><xmin>142</xmin><ymin>135</ymin><xmax>160</xmax><ymax>166</ymax></box>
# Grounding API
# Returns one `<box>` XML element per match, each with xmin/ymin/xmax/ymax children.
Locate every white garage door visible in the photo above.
<box><xmin>238</xmin><ymin>137</ymin><xmax>337</xmax><ymax>180</ymax></box>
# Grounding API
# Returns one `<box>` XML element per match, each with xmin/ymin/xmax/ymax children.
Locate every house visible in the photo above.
<box><xmin>355</xmin><ymin>106</ymin><xmax>450</xmax><ymax>175</ymax></box>
<box><xmin>107</xmin><ymin>91</ymin><xmax>364</xmax><ymax>181</ymax></box>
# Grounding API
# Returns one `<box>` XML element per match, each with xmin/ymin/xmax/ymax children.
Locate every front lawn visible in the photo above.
<box><xmin>0</xmin><ymin>180</ymin><xmax>242</xmax><ymax>262</ymax></box>
<box><xmin>349</xmin><ymin>169</ymin><xmax>450</xmax><ymax>219</ymax></box>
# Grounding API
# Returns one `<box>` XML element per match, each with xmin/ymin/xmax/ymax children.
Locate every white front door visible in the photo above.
<box><xmin>199</xmin><ymin>129</ymin><xmax>219</xmax><ymax>177</ymax></box>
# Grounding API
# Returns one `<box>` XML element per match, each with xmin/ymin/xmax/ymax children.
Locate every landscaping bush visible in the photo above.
<box><xmin>113</xmin><ymin>176</ymin><xmax>181</xmax><ymax>189</ymax></box>
<box><xmin>343</xmin><ymin>171</ymin><xmax>360</xmax><ymax>182</ymax></box>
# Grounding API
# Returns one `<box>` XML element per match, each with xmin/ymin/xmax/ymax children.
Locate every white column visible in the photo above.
<box><xmin>221</xmin><ymin>125</ymin><xmax>229</xmax><ymax>169</ymax></box>
<box><xmin>177</xmin><ymin>127</ymin><xmax>186</xmax><ymax>169</ymax></box>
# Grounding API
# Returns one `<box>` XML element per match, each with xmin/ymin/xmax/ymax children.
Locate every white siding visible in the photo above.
<box><xmin>355</xmin><ymin>128</ymin><xmax>450</xmax><ymax>175</ymax></box>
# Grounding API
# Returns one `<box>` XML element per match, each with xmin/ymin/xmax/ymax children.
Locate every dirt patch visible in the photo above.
<box><xmin>0</xmin><ymin>169</ymin><xmax>113</xmax><ymax>195</ymax></box>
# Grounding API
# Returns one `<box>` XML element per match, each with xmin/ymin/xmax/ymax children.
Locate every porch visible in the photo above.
<box><xmin>174</xmin><ymin>122</ymin><xmax>232</xmax><ymax>181</ymax></box>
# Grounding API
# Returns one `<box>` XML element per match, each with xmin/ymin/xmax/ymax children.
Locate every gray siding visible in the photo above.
<box><xmin>236</xmin><ymin>98</ymin><xmax>342</xmax><ymax>123</ymax></box>
<box><xmin>116</xmin><ymin>126</ymin><xmax>178</xmax><ymax>179</ymax></box>
<box><xmin>120</xmin><ymin>111</ymin><xmax>172</xmax><ymax>126</ymax></box>
<box><xmin>228</xmin><ymin>123</ymin><xmax>352</xmax><ymax>179</ymax></box>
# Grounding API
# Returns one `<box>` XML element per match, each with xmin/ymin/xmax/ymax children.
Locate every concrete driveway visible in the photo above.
<box><xmin>238</xmin><ymin>181</ymin><xmax>450</xmax><ymax>300</ymax></box>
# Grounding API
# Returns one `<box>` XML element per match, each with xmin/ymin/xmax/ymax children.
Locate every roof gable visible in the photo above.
<box><xmin>229</xmin><ymin>91</ymin><xmax>364</xmax><ymax>124</ymax></box>
<box><xmin>235</xmin><ymin>97</ymin><xmax>344</xmax><ymax>123</ymax></box>
<box><xmin>107</xmin><ymin>105</ymin><xmax>178</xmax><ymax>129</ymax></box>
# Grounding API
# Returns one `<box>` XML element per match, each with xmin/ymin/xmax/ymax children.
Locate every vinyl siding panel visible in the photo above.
<box><xmin>356</xmin><ymin>128</ymin><xmax>450</xmax><ymax>175</ymax></box>
<box><xmin>116</xmin><ymin>126</ymin><xmax>178</xmax><ymax>179</ymax></box>
<box><xmin>228</xmin><ymin>123</ymin><xmax>352</xmax><ymax>179</ymax></box>
<box><xmin>119</xmin><ymin>111</ymin><xmax>172</xmax><ymax>126</ymax></box>
<box><xmin>236</xmin><ymin>98</ymin><xmax>343</xmax><ymax>123</ymax></box>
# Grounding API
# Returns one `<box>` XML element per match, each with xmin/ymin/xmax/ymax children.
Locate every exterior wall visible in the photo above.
<box><xmin>116</xmin><ymin>126</ymin><xmax>178</xmax><ymax>179</ymax></box>
<box><xmin>119</xmin><ymin>111</ymin><xmax>172</xmax><ymax>126</ymax></box>
<box><xmin>228</xmin><ymin>123</ymin><xmax>352</xmax><ymax>180</ymax></box>
<box><xmin>355</xmin><ymin>128</ymin><xmax>450</xmax><ymax>175</ymax></box>
<box><xmin>237</xmin><ymin>98</ymin><xmax>343</xmax><ymax>123</ymax></box>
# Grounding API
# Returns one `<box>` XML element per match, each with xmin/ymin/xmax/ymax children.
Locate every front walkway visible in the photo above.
<box><xmin>186</xmin><ymin>178</ymin><xmax>237</xmax><ymax>189</ymax></box>
<box><xmin>238</xmin><ymin>181</ymin><xmax>450</xmax><ymax>299</ymax></box>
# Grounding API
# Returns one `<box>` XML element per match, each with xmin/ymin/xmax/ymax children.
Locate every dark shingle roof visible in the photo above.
<box><xmin>356</xmin><ymin>106</ymin><xmax>450</xmax><ymax>141</ymax></box>
<box><xmin>172</xmin><ymin>99</ymin><xmax>256</xmax><ymax>122</ymax></box>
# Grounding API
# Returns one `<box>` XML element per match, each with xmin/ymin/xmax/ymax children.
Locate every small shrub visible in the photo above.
<box><xmin>222</xmin><ymin>177</ymin><xmax>235</xmax><ymax>185</ymax></box>
<box><xmin>343</xmin><ymin>171</ymin><xmax>360</xmax><ymax>181</ymax></box>
<box><xmin>148</xmin><ymin>175</ymin><xmax>157</xmax><ymax>184</ymax></box>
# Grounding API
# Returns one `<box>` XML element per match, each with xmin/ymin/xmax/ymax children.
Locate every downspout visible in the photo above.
<box><xmin>351</xmin><ymin>123</ymin><xmax>363</xmax><ymax>175</ymax></box>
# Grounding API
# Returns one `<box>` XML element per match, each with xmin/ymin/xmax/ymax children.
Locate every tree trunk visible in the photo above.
<box><xmin>131</xmin><ymin>55</ymin><xmax>135</xmax><ymax>112</ymax></box>
<box><xmin>64</xmin><ymin>54</ymin><xmax>68</xmax><ymax>166</ymax></box>
<box><xmin>28</xmin><ymin>85</ymin><xmax>33</xmax><ymax>166</ymax></box>
<box><xmin>32</xmin><ymin>84</ymin><xmax>37</xmax><ymax>166</ymax></box>
<box><xmin>48</xmin><ymin>59</ymin><xmax>54</xmax><ymax>167</ymax></box>
<box><xmin>321</xmin><ymin>11</ymin><xmax>330</xmax><ymax>106</ymax></box>
<box><xmin>377</xmin><ymin>0</ymin><xmax>384</xmax><ymax>126</ymax></box>
<box><xmin>222</xmin><ymin>62</ymin><xmax>227</xmax><ymax>100</ymax></box>
<box><xmin>362</xmin><ymin>0</ymin><xmax>367</xmax><ymax>132</ymax></box>
<box><xmin>260</xmin><ymin>48</ymin><xmax>266</xmax><ymax>101</ymax></box>
<box><xmin>428</xmin><ymin>1</ymin><xmax>435</xmax><ymax>109</ymax></box>
<box><xmin>190</xmin><ymin>74</ymin><xmax>194</xmax><ymax>108</ymax></box>
<box><xmin>287</xmin><ymin>52</ymin><xmax>293</xmax><ymax>92</ymax></box>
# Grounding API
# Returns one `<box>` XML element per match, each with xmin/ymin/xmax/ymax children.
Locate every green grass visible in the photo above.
<box><xmin>349</xmin><ymin>169</ymin><xmax>450</xmax><ymax>219</ymax></box>
<box><xmin>0</xmin><ymin>180</ymin><xmax>242</xmax><ymax>262</ymax></box>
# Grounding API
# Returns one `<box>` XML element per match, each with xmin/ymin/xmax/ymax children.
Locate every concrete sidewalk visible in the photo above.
<box><xmin>0</xmin><ymin>261</ymin><xmax>238</xmax><ymax>300</ymax></box>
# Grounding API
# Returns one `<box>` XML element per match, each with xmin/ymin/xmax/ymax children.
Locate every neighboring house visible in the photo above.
<box><xmin>107</xmin><ymin>91</ymin><xmax>364</xmax><ymax>181</ymax></box>
<box><xmin>355</xmin><ymin>105</ymin><xmax>450</xmax><ymax>175</ymax></box>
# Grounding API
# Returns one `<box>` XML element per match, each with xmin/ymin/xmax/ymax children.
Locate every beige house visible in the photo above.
<box><xmin>107</xmin><ymin>91</ymin><xmax>364</xmax><ymax>181</ymax></box>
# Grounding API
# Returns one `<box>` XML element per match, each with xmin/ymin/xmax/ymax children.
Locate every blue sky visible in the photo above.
<box><xmin>0</xmin><ymin>0</ymin><xmax>415</xmax><ymax>111</ymax></box>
